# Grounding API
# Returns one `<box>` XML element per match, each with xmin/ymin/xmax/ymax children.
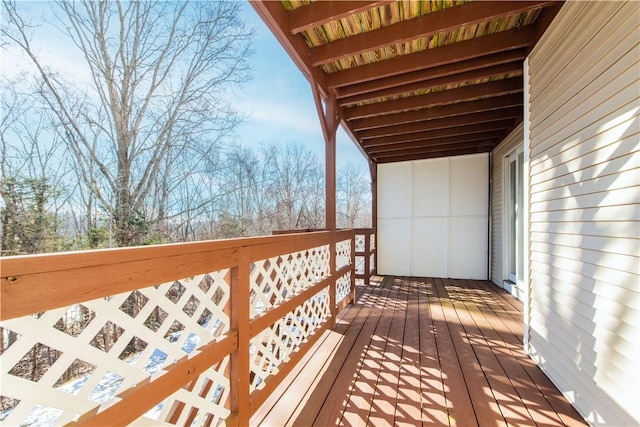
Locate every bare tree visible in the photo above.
<box><xmin>2</xmin><ymin>0</ymin><xmax>252</xmax><ymax>246</ymax></box>
<box><xmin>337</xmin><ymin>163</ymin><xmax>371</xmax><ymax>228</ymax></box>
<box><xmin>264</xmin><ymin>143</ymin><xmax>325</xmax><ymax>231</ymax></box>
<box><xmin>0</xmin><ymin>81</ymin><xmax>72</xmax><ymax>254</ymax></box>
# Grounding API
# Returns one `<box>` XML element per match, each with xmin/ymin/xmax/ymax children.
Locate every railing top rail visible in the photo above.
<box><xmin>0</xmin><ymin>231</ymin><xmax>335</xmax><ymax>321</ymax></box>
<box><xmin>351</xmin><ymin>228</ymin><xmax>376</xmax><ymax>233</ymax></box>
<box><xmin>1</xmin><ymin>231</ymin><xmax>332</xmax><ymax>275</ymax></box>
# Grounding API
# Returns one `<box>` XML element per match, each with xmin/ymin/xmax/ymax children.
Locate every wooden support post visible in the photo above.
<box><xmin>329</xmin><ymin>234</ymin><xmax>337</xmax><ymax>329</ymax></box>
<box><xmin>364</xmin><ymin>232</ymin><xmax>371</xmax><ymax>286</ymax></box>
<box><xmin>369</xmin><ymin>160</ymin><xmax>377</xmax><ymax>232</ymax></box>
<box><xmin>350</xmin><ymin>230</ymin><xmax>356</xmax><ymax>302</ymax></box>
<box><xmin>228</xmin><ymin>247</ymin><xmax>250</xmax><ymax>426</ymax></box>
<box><xmin>369</xmin><ymin>162</ymin><xmax>378</xmax><ymax>280</ymax></box>
<box><xmin>311</xmin><ymin>82</ymin><xmax>338</xmax><ymax>232</ymax></box>
<box><xmin>311</xmin><ymin>83</ymin><xmax>340</xmax><ymax>328</ymax></box>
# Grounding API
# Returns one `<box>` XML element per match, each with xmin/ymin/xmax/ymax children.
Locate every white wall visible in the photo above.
<box><xmin>377</xmin><ymin>153</ymin><xmax>488</xmax><ymax>279</ymax></box>
<box><xmin>527</xmin><ymin>2</ymin><xmax>640</xmax><ymax>425</ymax></box>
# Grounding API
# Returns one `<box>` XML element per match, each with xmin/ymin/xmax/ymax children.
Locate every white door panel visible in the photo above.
<box><xmin>378</xmin><ymin>153</ymin><xmax>489</xmax><ymax>279</ymax></box>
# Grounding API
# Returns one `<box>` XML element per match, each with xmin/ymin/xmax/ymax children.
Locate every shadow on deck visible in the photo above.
<box><xmin>252</xmin><ymin>277</ymin><xmax>586</xmax><ymax>426</ymax></box>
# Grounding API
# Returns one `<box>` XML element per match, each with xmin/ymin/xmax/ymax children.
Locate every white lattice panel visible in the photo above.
<box><xmin>370</xmin><ymin>254</ymin><xmax>376</xmax><ymax>273</ymax></box>
<box><xmin>370</xmin><ymin>234</ymin><xmax>376</xmax><ymax>251</ymax></box>
<box><xmin>249</xmin><ymin>288</ymin><xmax>330</xmax><ymax>392</ymax></box>
<box><xmin>355</xmin><ymin>256</ymin><xmax>365</xmax><ymax>275</ymax></box>
<box><xmin>250</xmin><ymin>245</ymin><xmax>330</xmax><ymax>318</ymax></box>
<box><xmin>137</xmin><ymin>355</ymin><xmax>230</xmax><ymax>426</ymax></box>
<box><xmin>336</xmin><ymin>239</ymin><xmax>351</xmax><ymax>271</ymax></box>
<box><xmin>355</xmin><ymin>234</ymin><xmax>365</xmax><ymax>253</ymax></box>
<box><xmin>0</xmin><ymin>271</ymin><xmax>231</xmax><ymax>426</ymax></box>
<box><xmin>336</xmin><ymin>272</ymin><xmax>352</xmax><ymax>304</ymax></box>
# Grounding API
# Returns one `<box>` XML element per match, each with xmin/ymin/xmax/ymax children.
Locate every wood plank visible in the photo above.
<box><xmin>432</xmin><ymin>278</ymin><xmax>506</xmax><ymax>426</ymax></box>
<box><xmin>339</xmin><ymin>60</ymin><xmax>524</xmax><ymax>107</ymax></box>
<box><xmin>250</xmin><ymin>290</ymin><xmax>362</xmax><ymax>425</ymax></box>
<box><xmin>458</xmin><ymin>280</ymin><xmax>566</xmax><ymax>426</ymax></box>
<box><xmin>391</xmin><ymin>278</ymin><xmax>423</xmax><ymax>426</ymax></box>
<box><xmin>349</xmin><ymin>94</ymin><xmax>523</xmax><ymax>131</ymax></box>
<box><xmin>312</xmin><ymin>3</ymin><xmax>550</xmax><ymax>66</ymax></box>
<box><xmin>345</xmin><ymin>77</ymin><xmax>523</xmax><ymax>120</ymax></box>
<box><xmin>0</xmin><ymin>247</ymin><xmax>237</xmax><ymax>321</ymax></box>
<box><xmin>314</xmin><ymin>278</ymin><xmax>392</xmax><ymax>426</ymax></box>
<box><xmin>280</xmin><ymin>307</ymin><xmax>364</xmax><ymax>425</ymax></box>
<box><xmin>367</xmin><ymin>138</ymin><xmax>501</xmax><ymax>156</ymax></box>
<box><xmin>443</xmin><ymin>279</ymin><xmax>535</xmax><ymax>425</ymax></box>
<box><xmin>326</xmin><ymin>26</ymin><xmax>535</xmax><ymax>88</ymax></box>
<box><xmin>338</xmin><ymin>50</ymin><xmax>527</xmax><ymax>100</ymax></box>
<box><xmin>424</xmin><ymin>278</ymin><xmax>477</xmax><ymax>426</ymax></box>
<box><xmin>72</xmin><ymin>333</ymin><xmax>237</xmax><ymax>426</ymax></box>
<box><xmin>363</xmin><ymin>121</ymin><xmax>514</xmax><ymax>148</ymax></box>
<box><xmin>288</xmin><ymin>1</ymin><xmax>393</xmax><ymax>34</ymax></box>
<box><xmin>292</xmin><ymin>277</ymin><xmax>392</xmax><ymax>425</ymax></box>
<box><xmin>368</xmin><ymin>276</ymin><xmax>409</xmax><ymax>425</ymax></box>
<box><xmin>415</xmin><ymin>278</ymin><xmax>450</xmax><ymax>425</ymax></box>
<box><xmin>374</xmin><ymin>146</ymin><xmax>495</xmax><ymax>164</ymax></box>
<box><xmin>250</xmin><ymin>278</ymin><xmax>587</xmax><ymax>427</ymax></box>
<box><xmin>470</xmin><ymin>281</ymin><xmax>586</xmax><ymax>426</ymax></box>
<box><xmin>357</xmin><ymin>108</ymin><xmax>523</xmax><ymax>140</ymax></box>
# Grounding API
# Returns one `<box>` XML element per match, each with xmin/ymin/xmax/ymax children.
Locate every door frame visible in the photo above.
<box><xmin>504</xmin><ymin>145</ymin><xmax>525</xmax><ymax>299</ymax></box>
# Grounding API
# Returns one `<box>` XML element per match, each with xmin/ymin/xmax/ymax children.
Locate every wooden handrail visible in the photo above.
<box><xmin>0</xmin><ymin>229</ymin><xmax>375</xmax><ymax>427</ymax></box>
<box><xmin>0</xmin><ymin>231</ymin><xmax>329</xmax><ymax>321</ymax></box>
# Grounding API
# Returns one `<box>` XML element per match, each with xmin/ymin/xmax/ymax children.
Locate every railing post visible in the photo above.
<box><xmin>364</xmin><ymin>232</ymin><xmax>371</xmax><ymax>286</ymax></box>
<box><xmin>229</xmin><ymin>246</ymin><xmax>250</xmax><ymax>426</ymax></box>
<box><xmin>329</xmin><ymin>231</ymin><xmax>337</xmax><ymax>329</ymax></box>
<box><xmin>350</xmin><ymin>230</ymin><xmax>356</xmax><ymax>303</ymax></box>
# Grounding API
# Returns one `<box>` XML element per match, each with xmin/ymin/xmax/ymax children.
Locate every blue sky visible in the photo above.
<box><xmin>2</xmin><ymin>1</ymin><xmax>369</xmax><ymax>172</ymax></box>
<box><xmin>235</xmin><ymin>3</ymin><xmax>369</xmax><ymax>171</ymax></box>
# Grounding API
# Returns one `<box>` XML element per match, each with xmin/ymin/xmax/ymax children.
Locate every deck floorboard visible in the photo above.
<box><xmin>251</xmin><ymin>277</ymin><xmax>586</xmax><ymax>427</ymax></box>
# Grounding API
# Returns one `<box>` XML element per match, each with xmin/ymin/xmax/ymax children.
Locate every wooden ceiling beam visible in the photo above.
<box><xmin>310</xmin><ymin>1</ymin><xmax>554</xmax><ymax>66</ymax></box>
<box><xmin>288</xmin><ymin>1</ymin><xmax>394</xmax><ymax>35</ymax></box>
<box><xmin>345</xmin><ymin>76</ymin><xmax>523</xmax><ymax>120</ymax></box>
<box><xmin>350</xmin><ymin>94</ymin><xmax>524</xmax><ymax>130</ymax></box>
<box><xmin>370</xmin><ymin>139</ymin><xmax>499</xmax><ymax>155</ymax></box>
<box><xmin>326</xmin><ymin>25</ymin><xmax>536</xmax><ymax>89</ymax></box>
<box><xmin>370</xmin><ymin>137</ymin><xmax>502</xmax><ymax>156</ymax></box>
<box><xmin>362</xmin><ymin>124</ymin><xmax>513</xmax><ymax>152</ymax></box>
<box><xmin>337</xmin><ymin>49</ymin><xmax>527</xmax><ymax>100</ymax></box>
<box><xmin>365</xmin><ymin>130</ymin><xmax>508</xmax><ymax>152</ymax></box>
<box><xmin>374</xmin><ymin>145</ymin><xmax>496</xmax><ymax>163</ymax></box>
<box><xmin>339</xmin><ymin>61</ymin><xmax>523</xmax><ymax>106</ymax></box>
<box><xmin>358</xmin><ymin>109</ymin><xmax>522</xmax><ymax>139</ymax></box>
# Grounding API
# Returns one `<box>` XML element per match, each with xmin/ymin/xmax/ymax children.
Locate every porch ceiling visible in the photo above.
<box><xmin>250</xmin><ymin>0</ymin><xmax>562</xmax><ymax>163</ymax></box>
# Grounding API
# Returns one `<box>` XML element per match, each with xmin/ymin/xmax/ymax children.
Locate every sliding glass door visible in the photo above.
<box><xmin>507</xmin><ymin>147</ymin><xmax>524</xmax><ymax>298</ymax></box>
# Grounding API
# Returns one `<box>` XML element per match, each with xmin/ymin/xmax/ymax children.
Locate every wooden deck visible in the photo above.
<box><xmin>251</xmin><ymin>276</ymin><xmax>586</xmax><ymax>426</ymax></box>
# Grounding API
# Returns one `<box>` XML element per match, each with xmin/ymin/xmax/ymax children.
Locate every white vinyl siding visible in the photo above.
<box><xmin>377</xmin><ymin>154</ymin><xmax>488</xmax><ymax>279</ymax></box>
<box><xmin>490</xmin><ymin>123</ymin><xmax>524</xmax><ymax>287</ymax></box>
<box><xmin>527</xmin><ymin>2</ymin><xmax>640</xmax><ymax>425</ymax></box>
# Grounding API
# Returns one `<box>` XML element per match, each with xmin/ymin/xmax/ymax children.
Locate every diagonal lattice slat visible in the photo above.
<box><xmin>0</xmin><ymin>270</ymin><xmax>231</xmax><ymax>426</ymax></box>
<box><xmin>138</xmin><ymin>355</ymin><xmax>230</xmax><ymax>426</ymax></box>
<box><xmin>355</xmin><ymin>256</ymin><xmax>365</xmax><ymax>275</ymax></box>
<box><xmin>248</xmin><ymin>242</ymin><xmax>332</xmax><ymax>393</ymax></box>
<box><xmin>336</xmin><ymin>239</ymin><xmax>351</xmax><ymax>271</ymax></box>
<box><xmin>355</xmin><ymin>234</ymin><xmax>365</xmax><ymax>253</ymax></box>
<box><xmin>250</xmin><ymin>245</ymin><xmax>330</xmax><ymax>318</ymax></box>
<box><xmin>336</xmin><ymin>272</ymin><xmax>352</xmax><ymax>304</ymax></box>
<box><xmin>249</xmin><ymin>288</ymin><xmax>330</xmax><ymax>393</ymax></box>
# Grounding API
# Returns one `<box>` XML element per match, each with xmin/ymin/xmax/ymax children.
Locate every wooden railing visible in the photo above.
<box><xmin>273</xmin><ymin>228</ymin><xmax>376</xmax><ymax>287</ymax></box>
<box><xmin>353</xmin><ymin>228</ymin><xmax>377</xmax><ymax>286</ymax></box>
<box><xmin>0</xmin><ymin>230</ymin><xmax>362</xmax><ymax>426</ymax></box>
